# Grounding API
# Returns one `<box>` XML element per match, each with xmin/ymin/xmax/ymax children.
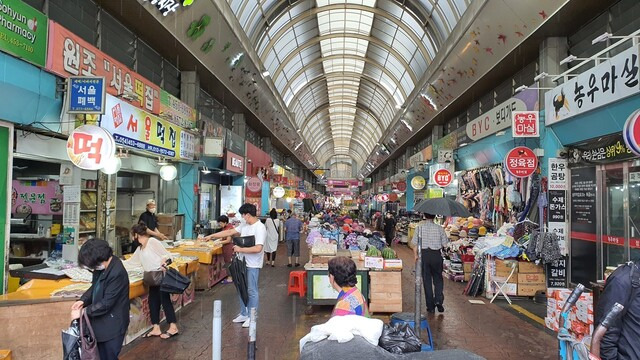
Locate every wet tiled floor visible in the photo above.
<box><xmin>120</xmin><ymin>241</ymin><xmax>557</xmax><ymax>359</ymax></box>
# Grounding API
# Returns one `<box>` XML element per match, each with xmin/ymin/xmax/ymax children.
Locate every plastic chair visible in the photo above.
<box><xmin>288</xmin><ymin>271</ymin><xmax>307</xmax><ymax>297</ymax></box>
<box><xmin>390</xmin><ymin>312</ymin><xmax>434</xmax><ymax>352</ymax></box>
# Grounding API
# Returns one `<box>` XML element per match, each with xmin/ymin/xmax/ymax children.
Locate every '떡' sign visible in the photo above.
<box><xmin>512</xmin><ymin>111</ymin><xmax>539</xmax><ymax>138</ymax></box>
<box><xmin>623</xmin><ymin>108</ymin><xmax>640</xmax><ymax>156</ymax></box>
<box><xmin>68</xmin><ymin>76</ymin><xmax>106</xmax><ymax>114</ymax></box>
<box><xmin>66</xmin><ymin>124</ymin><xmax>115</xmax><ymax>170</ymax></box>
<box><xmin>504</xmin><ymin>146</ymin><xmax>538</xmax><ymax>178</ymax></box>
<box><xmin>47</xmin><ymin>21</ymin><xmax>161</xmax><ymax>114</ymax></box>
<box><xmin>433</xmin><ymin>168</ymin><xmax>453</xmax><ymax>187</ymax></box>
<box><xmin>545</xmin><ymin>45</ymin><xmax>640</xmax><ymax>126</ymax></box>
<box><xmin>0</xmin><ymin>0</ymin><xmax>48</xmax><ymax>67</ymax></box>
<box><xmin>548</xmin><ymin>158</ymin><xmax>568</xmax><ymax>191</ymax></box>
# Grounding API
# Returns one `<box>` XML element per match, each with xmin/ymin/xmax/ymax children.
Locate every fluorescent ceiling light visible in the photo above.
<box><xmin>262</xmin><ymin>71</ymin><xmax>270</xmax><ymax>77</ymax></box>
<box><xmin>592</xmin><ymin>32</ymin><xmax>612</xmax><ymax>45</ymax></box>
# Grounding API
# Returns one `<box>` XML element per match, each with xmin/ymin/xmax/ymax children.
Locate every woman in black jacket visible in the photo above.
<box><xmin>71</xmin><ymin>239</ymin><xmax>130</xmax><ymax>360</ymax></box>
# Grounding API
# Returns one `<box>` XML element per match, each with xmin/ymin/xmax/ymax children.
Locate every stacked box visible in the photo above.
<box><xmin>545</xmin><ymin>288</ymin><xmax>594</xmax><ymax>340</ymax></box>
<box><xmin>369</xmin><ymin>271</ymin><xmax>402</xmax><ymax>313</ymax></box>
<box><xmin>463</xmin><ymin>262</ymin><xmax>473</xmax><ymax>282</ymax></box>
<box><xmin>486</xmin><ymin>259</ymin><xmax>519</xmax><ymax>296</ymax></box>
<box><xmin>517</xmin><ymin>263</ymin><xmax>546</xmax><ymax>297</ymax></box>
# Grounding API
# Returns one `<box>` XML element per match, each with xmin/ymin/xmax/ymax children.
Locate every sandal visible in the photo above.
<box><xmin>143</xmin><ymin>331</ymin><xmax>162</xmax><ymax>338</ymax></box>
<box><xmin>161</xmin><ymin>331</ymin><xmax>180</xmax><ymax>339</ymax></box>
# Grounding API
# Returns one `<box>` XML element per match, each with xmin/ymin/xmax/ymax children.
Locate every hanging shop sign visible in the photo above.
<box><xmin>225</xmin><ymin>150</ymin><xmax>244</xmax><ymax>174</ymax></box>
<box><xmin>379</xmin><ymin>194</ymin><xmax>389</xmax><ymax>202</ymax></box>
<box><xmin>0</xmin><ymin>0</ymin><xmax>48</xmax><ymax>67</ymax></box>
<box><xmin>433</xmin><ymin>168</ymin><xmax>453</xmax><ymax>187</ymax></box>
<box><xmin>411</xmin><ymin>176</ymin><xmax>426</xmax><ymax>190</ymax></box>
<box><xmin>225</xmin><ymin>129</ymin><xmax>245</xmax><ymax>156</ymax></box>
<box><xmin>160</xmin><ymin>90</ymin><xmax>197</xmax><ymax>129</ymax></box>
<box><xmin>548</xmin><ymin>158</ymin><xmax>568</xmax><ymax>191</ymax></box>
<box><xmin>466</xmin><ymin>97</ymin><xmax>527</xmax><ymax>141</ymax></box>
<box><xmin>100</xmin><ymin>95</ymin><xmax>195</xmax><ymax>160</ymax></box>
<box><xmin>437</xmin><ymin>149</ymin><xmax>453</xmax><ymax>163</ymax></box>
<box><xmin>47</xmin><ymin>21</ymin><xmax>161</xmax><ymax>114</ymax></box>
<box><xmin>272</xmin><ymin>186</ymin><xmax>285</xmax><ymax>198</ymax></box>
<box><xmin>203</xmin><ymin>137</ymin><xmax>223</xmax><ymax>157</ymax></box>
<box><xmin>512</xmin><ymin>111</ymin><xmax>539</xmax><ymax>138</ymax></box>
<box><xmin>11</xmin><ymin>180</ymin><xmax>62</xmax><ymax>215</ymax></box>
<box><xmin>67</xmin><ymin>124</ymin><xmax>116</xmax><ymax>170</ymax></box>
<box><xmin>396</xmin><ymin>181</ymin><xmax>407</xmax><ymax>192</ymax></box>
<box><xmin>504</xmin><ymin>146</ymin><xmax>538</xmax><ymax>178</ymax></box>
<box><xmin>67</xmin><ymin>76</ymin><xmax>107</xmax><ymax>114</ymax></box>
<box><xmin>245</xmin><ymin>177</ymin><xmax>262</xmax><ymax>193</ymax></box>
<box><xmin>545</xmin><ymin>46</ymin><xmax>640</xmax><ymax>126</ymax></box>
<box><xmin>389</xmin><ymin>193</ymin><xmax>398</xmax><ymax>202</ymax></box>
<box><xmin>623</xmin><ymin>108</ymin><xmax>640</xmax><ymax>156</ymax></box>
<box><xmin>568</xmin><ymin>133</ymin><xmax>635</xmax><ymax>166</ymax></box>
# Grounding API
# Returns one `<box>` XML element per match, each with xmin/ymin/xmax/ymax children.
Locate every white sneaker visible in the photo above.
<box><xmin>242</xmin><ymin>319</ymin><xmax>250</xmax><ymax>328</ymax></box>
<box><xmin>232</xmin><ymin>314</ymin><xmax>249</xmax><ymax>323</ymax></box>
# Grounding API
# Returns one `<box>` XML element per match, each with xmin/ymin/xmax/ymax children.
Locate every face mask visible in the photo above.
<box><xmin>149</xmin><ymin>208</ymin><xmax>156</xmax><ymax>214</ymax></box>
<box><xmin>94</xmin><ymin>264</ymin><xmax>105</xmax><ymax>271</ymax></box>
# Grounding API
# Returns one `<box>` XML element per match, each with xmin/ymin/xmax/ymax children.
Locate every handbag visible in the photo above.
<box><xmin>143</xmin><ymin>270</ymin><xmax>164</xmax><ymax>287</ymax></box>
<box><xmin>80</xmin><ymin>311</ymin><xmax>100</xmax><ymax>360</ymax></box>
<box><xmin>160</xmin><ymin>267</ymin><xmax>191</xmax><ymax>294</ymax></box>
<box><xmin>233</xmin><ymin>235</ymin><xmax>255</xmax><ymax>248</ymax></box>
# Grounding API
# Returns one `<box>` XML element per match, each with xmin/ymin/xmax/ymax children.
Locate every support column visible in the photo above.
<box><xmin>233</xmin><ymin>113</ymin><xmax>246</xmax><ymax>138</ymax></box>
<box><xmin>538</xmin><ymin>37</ymin><xmax>568</xmax><ymax>177</ymax></box>
<box><xmin>180</xmin><ymin>71</ymin><xmax>200</xmax><ymax>109</ymax></box>
<box><xmin>179</xmin><ymin>71</ymin><xmax>200</xmax><ymax>239</ymax></box>
<box><xmin>261</xmin><ymin>136</ymin><xmax>272</xmax><ymax>155</ymax></box>
<box><xmin>431</xmin><ymin>125</ymin><xmax>443</xmax><ymax>147</ymax></box>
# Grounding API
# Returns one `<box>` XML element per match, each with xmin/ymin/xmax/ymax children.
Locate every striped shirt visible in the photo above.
<box><xmin>411</xmin><ymin>220</ymin><xmax>449</xmax><ymax>250</ymax></box>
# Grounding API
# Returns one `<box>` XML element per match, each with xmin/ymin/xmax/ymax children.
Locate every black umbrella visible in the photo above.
<box><xmin>413</xmin><ymin>198</ymin><xmax>471</xmax><ymax>218</ymax></box>
<box><xmin>160</xmin><ymin>268</ymin><xmax>191</xmax><ymax>294</ymax></box>
<box><xmin>228</xmin><ymin>254</ymin><xmax>249</xmax><ymax>306</ymax></box>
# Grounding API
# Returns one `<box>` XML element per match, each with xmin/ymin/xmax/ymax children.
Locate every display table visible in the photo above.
<box><xmin>305</xmin><ymin>254</ymin><xmax>369</xmax><ymax>306</ymax></box>
<box><xmin>171</xmin><ymin>242</ymin><xmax>227</xmax><ymax>290</ymax></box>
<box><xmin>0</xmin><ymin>259</ymin><xmax>198</xmax><ymax>360</ymax></box>
<box><xmin>171</xmin><ymin>243</ymin><xmax>223</xmax><ymax>264</ymax></box>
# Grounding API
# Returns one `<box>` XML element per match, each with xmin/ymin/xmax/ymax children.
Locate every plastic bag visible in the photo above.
<box><xmin>62</xmin><ymin>319</ymin><xmax>81</xmax><ymax>360</ymax></box>
<box><xmin>378</xmin><ymin>323</ymin><xmax>421</xmax><ymax>354</ymax></box>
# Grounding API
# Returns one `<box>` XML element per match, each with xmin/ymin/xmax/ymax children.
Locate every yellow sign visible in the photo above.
<box><xmin>411</xmin><ymin>176</ymin><xmax>426</xmax><ymax>190</ymax></box>
<box><xmin>313</xmin><ymin>169</ymin><xmax>325</xmax><ymax>176</ymax></box>
<box><xmin>428</xmin><ymin>187</ymin><xmax>443</xmax><ymax>198</ymax></box>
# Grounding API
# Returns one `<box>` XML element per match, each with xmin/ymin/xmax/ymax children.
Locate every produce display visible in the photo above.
<box><xmin>382</xmin><ymin>247</ymin><xmax>396</xmax><ymax>260</ymax></box>
<box><xmin>366</xmin><ymin>247</ymin><xmax>381</xmax><ymax>257</ymax></box>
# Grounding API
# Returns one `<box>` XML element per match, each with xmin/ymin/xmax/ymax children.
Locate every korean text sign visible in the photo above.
<box><xmin>68</xmin><ymin>76</ymin><xmax>106</xmax><ymax>114</ymax></box>
<box><xmin>545</xmin><ymin>45</ymin><xmax>640</xmax><ymax>126</ymax></box>
<box><xmin>504</xmin><ymin>146</ymin><xmax>538</xmax><ymax>178</ymax></box>
<box><xmin>66</xmin><ymin>124</ymin><xmax>116</xmax><ymax>170</ymax></box>
<box><xmin>11</xmin><ymin>180</ymin><xmax>63</xmax><ymax>215</ymax></box>
<box><xmin>0</xmin><ymin>0</ymin><xmax>47</xmax><ymax>67</ymax></box>
<box><xmin>101</xmin><ymin>95</ymin><xmax>195</xmax><ymax>160</ymax></box>
<box><xmin>160</xmin><ymin>90</ymin><xmax>197</xmax><ymax>129</ymax></box>
<box><xmin>46</xmin><ymin>21</ymin><xmax>160</xmax><ymax>114</ymax></box>
<box><xmin>512</xmin><ymin>111</ymin><xmax>539</xmax><ymax>138</ymax></box>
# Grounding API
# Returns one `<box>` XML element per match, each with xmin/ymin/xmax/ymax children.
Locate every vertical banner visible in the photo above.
<box><xmin>548</xmin><ymin>158</ymin><xmax>568</xmax><ymax>288</ymax></box>
<box><xmin>0</xmin><ymin>123</ymin><xmax>13</xmax><ymax>293</ymax></box>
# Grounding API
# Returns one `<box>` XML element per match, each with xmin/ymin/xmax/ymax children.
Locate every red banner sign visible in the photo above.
<box><xmin>47</xmin><ymin>21</ymin><xmax>161</xmax><ymax>114</ymax></box>
<box><xmin>396</xmin><ymin>181</ymin><xmax>407</xmax><ymax>192</ymax></box>
<box><xmin>225</xmin><ymin>150</ymin><xmax>244</xmax><ymax>174</ymax></box>
<box><xmin>512</xmin><ymin>111</ymin><xmax>539</xmax><ymax>138</ymax></box>
<box><xmin>504</xmin><ymin>146</ymin><xmax>538</xmax><ymax>178</ymax></box>
<box><xmin>433</xmin><ymin>169</ymin><xmax>453</xmax><ymax>187</ymax></box>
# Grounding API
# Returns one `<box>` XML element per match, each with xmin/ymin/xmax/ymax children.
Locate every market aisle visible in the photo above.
<box><xmin>120</xmin><ymin>240</ymin><xmax>557</xmax><ymax>360</ymax></box>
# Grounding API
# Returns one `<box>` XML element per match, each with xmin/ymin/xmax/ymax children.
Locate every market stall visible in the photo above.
<box><xmin>0</xmin><ymin>258</ymin><xmax>199</xmax><ymax>359</ymax></box>
<box><xmin>171</xmin><ymin>240</ymin><xmax>227</xmax><ymax>289</ymax></box>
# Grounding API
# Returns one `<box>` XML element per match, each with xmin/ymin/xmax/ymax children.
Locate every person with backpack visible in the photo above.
<box><xmin>596</xmin><ymin>260</ymin><xmax>640</xmax><ymax>360</ymax></box>
<box><xmin>264</xmin><ymin>208</ymin><xmax>280</xmax><ymax>267</ymax></box>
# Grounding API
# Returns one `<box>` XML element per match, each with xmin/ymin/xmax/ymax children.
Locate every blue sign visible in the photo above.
<box><xmin>298</xmin><ymin>180</ymin><xmax>306</xmax><ymax>190</ymax></box>
<box><xmin>68</xmin><ymin>76</ymin><xmax>106</xmax><ymax>114</ymax></box>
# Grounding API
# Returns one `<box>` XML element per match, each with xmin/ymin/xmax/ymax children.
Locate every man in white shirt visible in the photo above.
<box><xmin>209</xmin><ymin>203</ymin><xmax>266</xmax><ymax>328</ymax></box>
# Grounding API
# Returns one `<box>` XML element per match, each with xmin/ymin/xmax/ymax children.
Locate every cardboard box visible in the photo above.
<box><xmin>464</xmin><ymin>272</ymin><xmax>471</xmax><ymax>282</ymax></box>
<box><xmin>463</xmin><ymin>262</ymin><xmax>473</xmax><ymax>273</ymax></box>
<box><xmin>518</xmin><ymin>284</ymin><xmax>546</xmax><ymax>297</ymax></box>
<box><xmin>491</xmin><ymin>276</ymin><xmax>517</xmax><ymax>284</ymax></box>
<box><xmin>518</xmin><ymin>261</ymin><xmax>544</xmax><ymax>274</ymax></box>
<box><xmin>518</xmin><ymin>273</ymin><xmax>546</xmax><ymax>284</ymax></box>
<box><xmin>494</xmin><ymin>259</ymin><xmax>518</xmax><ymax>273</ymax></box>
<box><xmin>495</xmin><ymin>268</ymin><xmax>518</xmax><ymax>278</ymax></box>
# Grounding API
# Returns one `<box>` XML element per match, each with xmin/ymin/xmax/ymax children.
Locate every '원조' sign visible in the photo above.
<box><xmin>68</xmin><ymin>76</ymin><xmax>106</xmax><ymax>114</ymax></box>
<box><xmin>47</xmin><ymin>21</ymin><xmax>161</xmax><ymax>114</ymax></box>
<box><xmin>66</xmin><ymin>124</ymin><xmax>116</xmax><ymax>170</ymax></box>
<box><xmin>504</xmin><ymin>146</ymin><xmax>538</xmax><ymax>178</ymax></box>
<box><xmin>0</xmin><ymin>0</ymin><xmax>48</xmax><ymax>67</ymax></box>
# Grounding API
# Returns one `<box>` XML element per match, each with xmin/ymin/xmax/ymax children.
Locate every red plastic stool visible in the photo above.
<box><xmin>288</xmin><ymin>271</ymin><xmax>307</xmax><ymax>297</ymax></box>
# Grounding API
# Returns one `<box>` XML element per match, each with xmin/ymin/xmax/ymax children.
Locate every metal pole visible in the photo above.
<box><xmin>415</xmin><ymin>232</ymin><xmax>422</xmax><ymax>339</ymax></box>
<box><xmin>247</xmin><ymin>307</ymin><xmax>257</xmax><ymax>360</ymax></box>
<box><xmin>212</xmin><ymin>300</ymin><xmax>222</xmax><ymax>360</ymax></box>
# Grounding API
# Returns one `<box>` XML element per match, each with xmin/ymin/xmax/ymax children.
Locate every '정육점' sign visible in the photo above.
<box><xmin>66</xmin><ymin>125</ymin><xmax>115</xmax><ymax>170</ymax></box>
<box><xmin>68</xmin><ymin>76</ymin><xmax>106</xmax><ymax>114</ymax></box>
<box><xmin>504</xmin><ymin>146</ymin><xmax>538</xmax><ymax>178</ymax></box>
<box><xmin>512</xmin><ymin>111</ymin><xmax>539</xmax><ymax>138</ymax></box>
<box><xmin>433</xmin><ymin>168</ymin><xmax>453</xmax><ymax>187</ymax></box>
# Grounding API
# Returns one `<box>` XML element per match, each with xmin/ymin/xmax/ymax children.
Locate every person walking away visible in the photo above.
<box><xmin>328</xmin><ymin>256</ymin><xmax>369</xmax><ymax>317</ymax></box>
<box><xmin>204</xmin><ymin>215</ymin><xmax>235</xmax><ymax>283</ymax></box>
<box><xmin>284</xmin><ymin>213</ymin><xmax>304</xmax><ymax>267</ymax></box>
<box><xmin>127</xmin><ymin>222</ymin><xmax>179</xmax><ymax>339</ymax></box>
<box><xmin>208</xmin><ymin>203</ymin><xmax>266</xmax><ymax>328</ymax></box>
<box><xmin>412</xmin><ymin>213</ymin><xmax>449</xmax><ymax>313</ymax></box>
<box><xmin>595</xmin><ymin>260</ymin><xmax>640</xmax><ymax>359</ymax></box>
<box><xmin>383</xmin><ymin>212</ymin><xmax>397</xmax><ymax>246</ymax></box>
<box><xmin>264</xmin><ymin>208</ymin><xmax>280</xmax><ymax>267</ymax></box>
<box><xmin>71</xmin><ymin>239</ymin><xmax>130</xmax><ymax>359</ymax></box>
<box><xmin>138</xmin><ymin>199</ymin><xmax>168</xmax><ymax>241</ymax></box>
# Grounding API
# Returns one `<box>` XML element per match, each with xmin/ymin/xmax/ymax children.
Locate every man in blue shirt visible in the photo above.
<box><xmin>284</xmin><ymin>213</ymin><xmax>304</xmax><ymax>267</ymax></box>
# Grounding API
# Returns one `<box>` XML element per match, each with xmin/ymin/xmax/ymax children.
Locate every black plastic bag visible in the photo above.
<box><xmin>378</xmin><ymin>323</ymin><xmax>422</xmax><ymax>354</ymax></box>
<box><xmin>62</xmin><ymin>319</ymin><xmax>81</xmax><ymax>360</ymax></box>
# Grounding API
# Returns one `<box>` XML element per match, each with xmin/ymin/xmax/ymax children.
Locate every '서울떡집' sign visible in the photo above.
<box><xmin>100</xmin><ymin>95</ymin><xmax>196</xmax><ymax>160</ymax></box>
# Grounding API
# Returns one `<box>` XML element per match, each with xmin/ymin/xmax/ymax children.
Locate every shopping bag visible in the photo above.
<box><xmin>160</xmin><ymin>267</ymin><xmax>191</xmax><ymax>294</ymax></box>
<box><xmin>80</xmin><ymin>311</ymin><xmax>100</xmax><ymax>360</ymax></box>
<box><xmin>62</xmin><ymin>319</ymin><xmax>81</xmax><ymax>360</ymax></box>
<box><xmin>378</xmin><ymin>323</ymin><xmax>421</xmax><ymax>354</ymax></box>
